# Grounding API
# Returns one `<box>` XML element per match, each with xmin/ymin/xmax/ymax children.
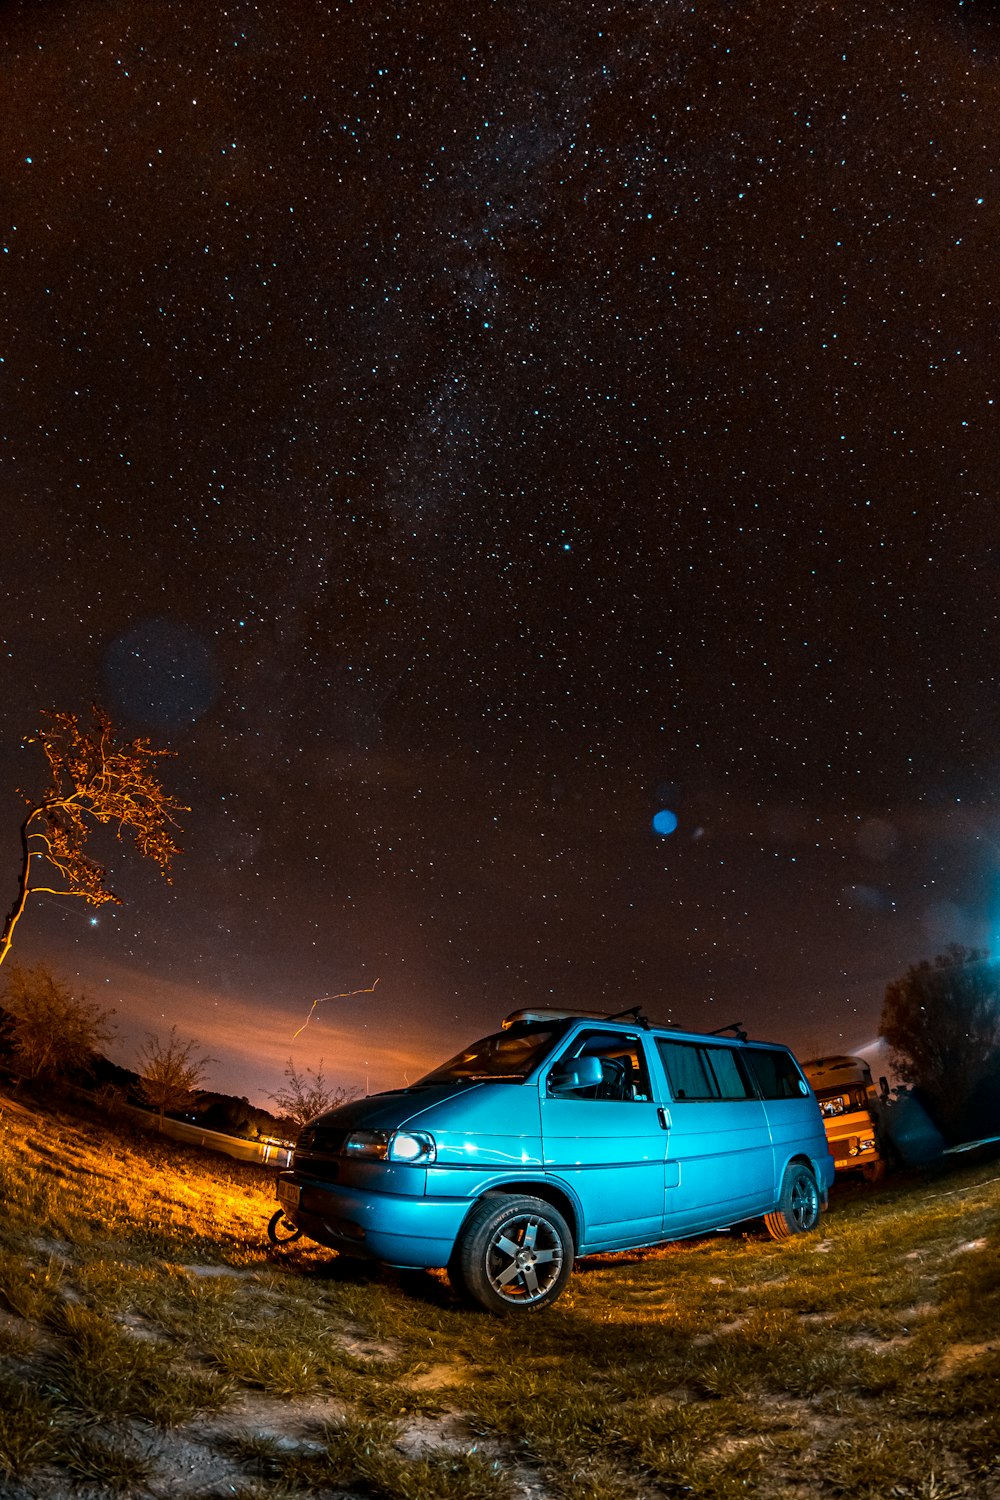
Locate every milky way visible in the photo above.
<box><xmin>2</xmin><ymin>0</ymin><xmax>998</xmax><ymax>1101</ymax></box>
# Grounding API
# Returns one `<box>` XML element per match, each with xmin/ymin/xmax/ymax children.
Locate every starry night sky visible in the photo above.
<box><xmin>3</xmin><ymin>0</ymin><xmax>999</xmax><ymax>1104</ymax></box>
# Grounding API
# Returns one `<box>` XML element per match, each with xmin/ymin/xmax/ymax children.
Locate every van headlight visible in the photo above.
<box><xmin>342</xmin><ymin>1129</ymin><xmax>436</xmax><ymax>1164</ymax></box>
<box><xmin>343</xmin><ymin>1130</ymin><xmax>389</xmax><ymax>1159</ymax></box>
<box><xmin>388</xmin><ymin>1130</ymin><xmax>436</xmax><ymax>1164</ymax></box>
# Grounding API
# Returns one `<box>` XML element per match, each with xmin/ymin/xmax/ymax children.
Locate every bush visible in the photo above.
<box><xmin>1</xmin><ymin>964</ymin><xmax>114</xmax><ymax>1086</ymax></box>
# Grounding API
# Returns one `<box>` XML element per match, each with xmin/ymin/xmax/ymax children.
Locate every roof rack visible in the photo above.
<box><xmin>501</xmin><ymin>1005</ymin><xmax>652</xmax><ymax>1030</ymax></box>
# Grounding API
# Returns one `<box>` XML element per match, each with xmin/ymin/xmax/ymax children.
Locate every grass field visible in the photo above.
<box><xmin>0</xmin><ymin>1084</ymin><xmax>998</xmax><ymax>1500</ymax></box>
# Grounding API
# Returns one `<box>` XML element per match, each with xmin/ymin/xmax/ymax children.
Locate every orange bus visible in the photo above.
<box><xmin>802</xmin><ymin>1055</ymin><xmax>887</xmax><ymax>1182</ymax></box>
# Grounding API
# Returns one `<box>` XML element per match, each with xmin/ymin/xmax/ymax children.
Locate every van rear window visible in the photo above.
<box><xmin>744</xmin><ymin>1049</ymin><xmax>807</xmax><ymax>1100</ymax></box>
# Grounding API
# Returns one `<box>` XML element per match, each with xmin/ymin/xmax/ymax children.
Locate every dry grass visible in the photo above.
<box><xmin>0</xmin><ymin>1082</ymin><xmax>998</xmax><ymax>1499</ymax></box>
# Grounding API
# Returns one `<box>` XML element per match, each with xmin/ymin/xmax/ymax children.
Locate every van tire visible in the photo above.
<box><xmin>764</xmin><ymin>1164</ymin><xmax>821</xmax><ymax>1241</ymax></box>
<box><xmin>457</xmin><ymin>1195</ymin><xmax>574</xmax><ymax>1314</ymax></box>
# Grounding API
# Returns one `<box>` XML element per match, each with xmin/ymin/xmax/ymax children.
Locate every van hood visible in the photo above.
<box><xmin>308</xmin><ymin>1081</ymin><xmax>499</xmax><ymax>1135</ymax></box>
<box><xmin>298</xmin><ymin>1080</ymin><xmax>542</xmax><ymax>1173</ymax></box>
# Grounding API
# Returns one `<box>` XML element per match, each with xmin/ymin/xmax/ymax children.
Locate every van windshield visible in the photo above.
<box><xmin>417</xmin><ymin>1025</ymin><xmax>563</xmax><ymax>1085</ymax></box>
<box><xmin>814</xmin><ymin>1086</ymin><xmax>870</xmax><ymax>1117</ymax></box>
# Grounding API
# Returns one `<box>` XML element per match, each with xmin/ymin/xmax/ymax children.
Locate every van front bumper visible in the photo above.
<box><xmin>277</xmin><ymin>1174</ymin><xmax>468</xmax><ymax>1269</ymax></box>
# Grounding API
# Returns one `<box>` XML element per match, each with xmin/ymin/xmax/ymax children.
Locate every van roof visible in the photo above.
<box><xmin>501</xmin><ymin>1007</ymin><xmax>752</xmax><ymax>1044</ymax></box>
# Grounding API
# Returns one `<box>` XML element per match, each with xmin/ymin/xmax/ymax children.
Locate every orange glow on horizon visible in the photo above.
<box><xmin>48</xmin><ymin>953</ymin><xmax>452</xmax><ymax>1108</ymax></box>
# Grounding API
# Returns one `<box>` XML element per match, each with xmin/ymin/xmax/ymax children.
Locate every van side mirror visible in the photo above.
<box><xmin>549</xmin><ymin>1054</ymin><xmax>604</xmax><ymax>1094</ymax></box>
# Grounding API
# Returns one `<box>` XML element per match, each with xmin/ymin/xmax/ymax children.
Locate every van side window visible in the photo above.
<box><xmin>548</xmin><ymin>1032</ymin><xmax>651</xmax><ymax>1102</ymax></box>
<box><xmin>657</xmin><ymin>1040</ymin><xmax>751</xmax><ymax>1102</ymax></box>
<box><xmin>744</xmin><ymin>1049</ymin><xmax>808</xmax><ymax>1100</ymax></box>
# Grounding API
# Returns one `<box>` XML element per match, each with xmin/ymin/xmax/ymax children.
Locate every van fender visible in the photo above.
<box><xmin>456</xmin><ymin>1175</ymin><xmax>584</xmax><ymax>1249</ymax></box>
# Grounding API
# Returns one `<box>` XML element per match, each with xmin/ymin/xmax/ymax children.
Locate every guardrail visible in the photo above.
<box><xmin>129</xmin><ymin>1107</ymin><xmax>293</xmax><ymax>1168</ymax></box>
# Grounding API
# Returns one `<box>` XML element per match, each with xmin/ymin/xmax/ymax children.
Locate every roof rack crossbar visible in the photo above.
<box><xmin>709</xmin><ymin>1020</ymin><xmax>748</xmax><ymax>1042</ymax></box>
<box><xmin>603</xmin><ymin>1005</ymin><xmax>651</xmax><ymax>1029</ymax></box>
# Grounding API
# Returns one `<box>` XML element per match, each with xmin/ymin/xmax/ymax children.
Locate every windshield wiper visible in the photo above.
<box><xmin>460</xmin><ymin>1072</ymin><xmax>525</xmax><ymax>1081</ymax></box>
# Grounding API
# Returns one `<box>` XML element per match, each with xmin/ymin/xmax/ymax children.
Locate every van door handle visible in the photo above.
<box><xmin>657</xmin><ymin>1107</ymin><xmax>671</xmax><ymax>1130</ymax></box>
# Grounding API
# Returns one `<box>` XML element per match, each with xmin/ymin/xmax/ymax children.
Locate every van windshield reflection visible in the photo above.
<box><xmin>418</xmin><ymin>1026</ymin><xmax>562</xmax><ymax>1085</ymax></box>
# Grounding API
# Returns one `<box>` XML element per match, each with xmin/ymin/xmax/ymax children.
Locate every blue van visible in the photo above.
<box><xmin>274</xmin><ymin>1008</ymin><xmax>834</xmax><ymax>1313</ymax></box>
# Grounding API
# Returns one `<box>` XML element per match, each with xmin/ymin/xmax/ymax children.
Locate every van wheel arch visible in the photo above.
<box><xmin>473</xmin><ymin>1182</ymin><xmax>580</xmax><ymax>1244</ymax></box>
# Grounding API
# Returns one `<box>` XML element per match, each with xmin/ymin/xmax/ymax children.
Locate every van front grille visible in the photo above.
<box><xmin>293</xmin><ymin>1124</ymin><xmax>350</xmax><ymax>1182</ymax></box>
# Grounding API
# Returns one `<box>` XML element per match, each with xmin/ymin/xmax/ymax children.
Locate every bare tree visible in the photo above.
<box><xmin>137</xmin><ymin>1027</ymin><xmax>213</xmax><ymax>1125</ymax></box>
<box><xmin>1</xmin><ymin>963</ymin><xmax>115</xmax><ymax>1084</ymax></box>
<box><xmin>1</xmin><ymin>705</ymin><xmax>187</xmax><ymax>968</ymax></box>
<box><xmin>269</xmin><ymin>1059</ymin><xmax>356</xmax><ymax>1138</ymax></box>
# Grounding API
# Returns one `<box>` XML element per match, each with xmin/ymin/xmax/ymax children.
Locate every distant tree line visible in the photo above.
<box><xmin>0</xmin><ymin>963</ymin><xmax>351</xmax><ymax>1142</ymax></box>
<box><xmin>880</xmin><ymin>944</ymin><xmax>1000</xmax><ymax>1145</ymax></box>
